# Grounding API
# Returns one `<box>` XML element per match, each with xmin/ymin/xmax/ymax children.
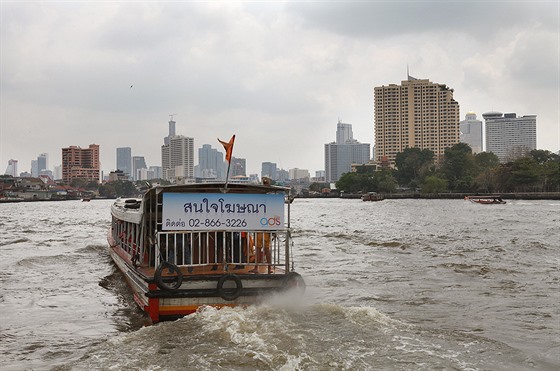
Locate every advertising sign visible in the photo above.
<box><xmin>162</xmin><ymin>193</ymin><xmax>285</xmax><ymax>231</ymax></box>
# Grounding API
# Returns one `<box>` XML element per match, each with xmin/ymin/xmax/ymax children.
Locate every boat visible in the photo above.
<box><xmin>465</xmin><ymin>195</ymin><xmax>506</xmax><ymax>204</ymax></box>
<box><xmin>361</xmin><ymin>192</ymin><xmax>384</xmax><ymax>202</ymax></box>
<box><xmin>107</xmin><ymin>182</ymin><xmax>305</xmax><ymax>323</ymax></box>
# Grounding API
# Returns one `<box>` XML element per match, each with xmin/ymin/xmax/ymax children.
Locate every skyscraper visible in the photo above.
<box><xmin>162</xmin><ymin>135</ymin><xmax>194</xmax><ymax>181</ymax></box>
<box><xmin>132</xmin><ymin>156</ymin><xmax>147</xmax><ymax>181</ymax></box>
<box><xmin>483</xmin><ymin>112</ymin><xmax>536</xmax><ymax>162</ymax></box>
<box><xmin>61</xmin><ymin>144</ymin><xmax>100</xmax><ymax>183</ymax></box>
<box><xmin>116</xmin><ymin>147</ymin><xmax>132</xmax><ymax>177</ymax></box>
<box><xmin>37</xmin><ymin>153</ymin><xmax>48</xmax><ymax>173</ymax></box>
<box><xmin>460</xmin><ymin>112</ymin><xmax>483</xmax><ymax>153</ymax></box>
<box><xmin>4</xmin><ymin>159</ymin><xmax>18</xmax><ymax>176</ymax></box>
<box><xmin>261</xmin><ymin>162</ymin><xmax>278</xmax><ymax>180</ymax></box>
<box><xmin>230</xmin><ymin>157</ymin><xmax>247</xmax><ymax>177</ymax></box>
<box><xmin>324</xmin><ymin>121</ymin><xmax>370</xmax><ymax>182</ymax></box>
<box><xmin>374</xmin><ymin>74</ymin><xmax>460</xmax><ymax>165</ymax></box>
<box><xmin>197</xmin><ymin>144</ymin><xmax>225</xmax><ymax>179</ymax></box>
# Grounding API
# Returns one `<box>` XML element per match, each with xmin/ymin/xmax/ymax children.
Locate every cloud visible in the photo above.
<box><xmin>1</xmin><ymin>1</ymin><xmax>558</xmax><ymax>177</ymax></box>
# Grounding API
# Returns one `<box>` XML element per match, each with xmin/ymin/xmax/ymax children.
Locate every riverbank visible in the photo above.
<box><xmin>300</xmin><ymin>192</ymin><xmax>560</xmax><ymax>200</ymax></box>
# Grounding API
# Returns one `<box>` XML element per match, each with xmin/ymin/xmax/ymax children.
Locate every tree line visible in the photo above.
<box><xmin>333</xmin><ymin>144</ymin><xmax>560</xmax><ymax>194</ymax></box>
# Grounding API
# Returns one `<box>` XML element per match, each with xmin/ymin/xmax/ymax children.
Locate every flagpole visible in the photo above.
<box><xmin>224</xmin><ymin>159</ymin><xmax>231</xmax><ymax>190</ymax></box>
<box><xmin>218</xmin><ymin>135</ymin><xmax>235</xmax><ymax>192</ymax></box>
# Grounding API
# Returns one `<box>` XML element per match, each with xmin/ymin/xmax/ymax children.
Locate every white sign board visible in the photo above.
<box><xmin>162</xmin><ymin>193</ymin><xmax>285</xmax><ymax>231</ymax></box>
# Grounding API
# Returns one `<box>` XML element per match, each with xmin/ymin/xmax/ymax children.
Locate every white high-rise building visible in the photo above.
<box><xmin>460</xmin><ymin>112</ymin><xmax>483</xmax><ymax>153</ymax></box>
<box><xmin>483</xmin><ymin>112</ymin><xmax>536</xmax><ymax>162</ymax></box>
<box><xmin>162</xmin><ymin>135</ymin><xmax>194</xmax><ymax>181</ymax></box>
<box><xmin>4</xmin><ymin>159</ymin><xmax>18</xmax><ymax>176</ymax></box>
<box><xmin>325</xmin><ymin>121</ymin><xmax>371</xmax><ymax>182</ymax></box>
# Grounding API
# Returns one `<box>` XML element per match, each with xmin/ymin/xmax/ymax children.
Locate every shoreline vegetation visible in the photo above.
<box><xmin>2</xmin><ymin>192</ymin><xmax>560</xmax><ymax>203</ymax></box>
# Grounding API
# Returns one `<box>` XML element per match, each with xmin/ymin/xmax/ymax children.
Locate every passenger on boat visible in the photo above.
<box><xmin>250</xmin><ymin>232</ymin><xmax>273</xmax><ymax>274</ymax></box>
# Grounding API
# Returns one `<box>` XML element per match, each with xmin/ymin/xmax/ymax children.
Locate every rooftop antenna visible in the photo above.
<box><xmin>169</xmin><ymin>113</ymin><xmax>177</xmax><ymax>121</ymax></box>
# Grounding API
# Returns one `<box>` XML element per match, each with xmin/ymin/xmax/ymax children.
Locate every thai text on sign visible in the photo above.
<box><xmin>162</xmin><ymin>193</ymin><xmax>285</xmax><ymax>231</ymax></box>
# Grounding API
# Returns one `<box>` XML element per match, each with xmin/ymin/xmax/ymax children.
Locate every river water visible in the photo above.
<box><xmin>0</xmin><ymin>198</ymin><xmax>558</xmax><ymax>370</ymax></box>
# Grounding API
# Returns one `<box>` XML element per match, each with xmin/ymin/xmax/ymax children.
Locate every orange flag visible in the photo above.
<box><xmin>218</xmin><ymin>135</ymin><xmax>235</xmax><ymax>162</ymax></box>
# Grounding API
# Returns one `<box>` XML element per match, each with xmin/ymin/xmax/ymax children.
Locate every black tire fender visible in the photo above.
<box><xmin>282</xmin><ymin>272</ymin><xmax>306</xmax><ymax>293</ymax></box>
<box><xmin>217</xmin><ymin>273</ymin><xmax>243</xmax><ymax>301</ymax></box>
<box><xmin>155</xmin><ymin>261</ymin><xmax>183</xmax><ymax>290</ymax></box>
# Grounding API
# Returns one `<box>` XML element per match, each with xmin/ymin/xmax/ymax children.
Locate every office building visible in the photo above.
<box><xmin>483</xmin><ymin>112</ymin><xmax>536</xmax><ymax>162</ymax></box>
<box><xmin>149</xmin><ymin>166</ymin><xmax>162</xmax><ymax>180</ymax></box>
<box><xmin>37</xmin><ymin>153</ymin><xmax>48</xmax><ymax>173</ymax></box>
<box><xmin>61</xmin><ymin>144</ymin><xmax>100</xmax><ymax>183</ymax></box>
<box><xmin>4</xmin><ymin>159</ymin><xmax>18</xmax><ymax>177</ymax></box>
<box><xmin>230</xmin><ymin>157</ymin><xmax>247</xmax><ymax>177</ymax></box>
<box><xmin>261</xmin><ymin>162</ymin><xmax>278</xmax><ymax>180</ymax></box>
<box><xmin>325</xmin><ymin>121</ymin><xmax>370</xmax><ymax>182</ymax></box>
<box><xmin>289</xmin><ymin>168</ymin><xmax>310</xmax><ymax>180</ymax></box>
<box><xmin>197</xmin><ymin>144</ymin><xmax>225</xmax><ymax>180</ymax></box>
<box><xmin>459</xmin><ymin>112</ymin><xmax>483</xmax><ymax>153</ymax></box>
<box><xmin>132</xmin><ymin>156</ymin><xmax>147</xmax><ymax>181</ymax></box>
<box><xmin>162</xmin><ymin>135</ymin><xmax>194</xmax><ymax>181</ymax></box>
<box><xmin>31</xmin><ymin>160</ymin><xmax>38</xmax><ymax>177</ymax></box>
<box><xmin>116</xmin><ymin>147</ymin><xmax>132</xmax><ymax>178</ymax></box>
<box><xmin>374</xmin><ymin>74</ymin><xmax>460</xmax><ymax>165</ymax></box>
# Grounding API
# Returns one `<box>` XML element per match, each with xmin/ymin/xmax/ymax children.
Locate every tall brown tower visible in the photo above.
<box><xmin>374</xmin><ymin>75</ymin><xmax>460</xmax><ymax>166</ymax></box>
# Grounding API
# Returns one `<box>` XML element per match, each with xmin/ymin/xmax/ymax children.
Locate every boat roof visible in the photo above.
<box><xmin>143</xmin><ymin>182</ymin><xmax>288</xmax><ymax>204</ymax></box>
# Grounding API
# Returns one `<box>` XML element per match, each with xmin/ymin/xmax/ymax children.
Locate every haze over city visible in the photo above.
<box><xmin>1</xmin><ymin>1</ymin><xmax>559</xmax><ymax>176</ymax></box>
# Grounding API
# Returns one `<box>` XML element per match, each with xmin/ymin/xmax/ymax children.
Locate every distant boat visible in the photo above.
<box><xmin>82</xmin><ymin>197</ymin><xmax>91</xmax><ymax>202</ymax></box>
<box><xmin>107</xmin><ymin>182</ymin><xmax>305</xmax><ymax>324</ymax></box>
<box><xmin>361</xmin><ymin>192</ymin><xmax>384</xmax><ymax>202</ymax></box>
<box><xmin>465</xmin><ymin>195</ymin><xmax>506</xmax><ymax>204</ymax></box>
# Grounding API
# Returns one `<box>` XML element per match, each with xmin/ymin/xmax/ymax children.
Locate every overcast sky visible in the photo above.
<box><xmin>1</xmin><ymin>1</ymin><xmax>559</xmax><ymax>177</ymax></box>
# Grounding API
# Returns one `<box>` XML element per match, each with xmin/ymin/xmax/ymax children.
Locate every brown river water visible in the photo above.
<box><xmin>0</xmin><ymin>198</ymin><xmax>558</xmax><ymax>370</ymax></box>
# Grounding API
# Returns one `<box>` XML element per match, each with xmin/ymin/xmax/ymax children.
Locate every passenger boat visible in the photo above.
<box><xmin>107</xmin><ymin>182</ymin><xmax>305</xmax><ymax>323</ymax></box>
<box><xmin>465</xmin><ymin>195</ymin><xmax>506</xmax><ymax>204</ymax></box>
<box><xmin>361</xmin><ymin>192</ymin><xmax>384</xmax><ymax>202</ymax></box>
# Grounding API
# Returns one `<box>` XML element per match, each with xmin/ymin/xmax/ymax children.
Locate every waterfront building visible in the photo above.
<box><xmin>116</xmin><ymin>147</ymin><xmax>132</xmax><ymax>178</ymax></box>
<box><xmin>31</xmin><ymin>160</ymin><xmax>38</xmax><ymax>177</ymax></box>
<box><xmin>261</xmin><ymin>162</ymin><xmax>278</xmax><ymax>180</ymax></box>
<box><xmin>483</xmin><ymin>112</ymin><xmax>537</xmax><ymax>162</ymax></box>
<box><xmin>37</xmin><ymin>153</ymin><xmax>48</xmax><ymax>174</ymax></box>
<box><xmin>108</xmin><ymin>170</ymin><xmax>129</xmax><ymax>182</ymax></box>
<box><xmin>53</xmin><ymin>165</ymin><xmax>62</xmax><ymax>181</ymax></box>
<box><xmin>324</xmin><ymin>121</ymin><xmax>371</xmax><ymax>182</ymax></box>
<box><xmin>132</xmin><ymin>156</ymin><xmax>147</xmax><ymax>181</ymax></box>
<box><xmin>459</xmin><ymin>112</ymin><xmax>483</xmax><ymax>153</ymax></box>
<box><xmin>374</xmin><ymin>74</ymin><xmax>460</xmax><ymax>165</ymax></box>
<box><xmin>61</xmin><ymin>144</ymin><xmax>100</xmax><ymax>183</ymax></box>
<box><xmin>149</xmin><ymin>166</ymin><xmax>162</xmax><ymax>180</ymax></box>
<box><xmin>289</xmin><ymin>168</ymin><xmax>310</xmax><ymax>181</ymax></box>
<box><xmin>197</xmin><ymin>144</ymin><xmax>225</xmax><ymax>180</ymax></box>
<box><xmin>4</xmin><ymin>159</ymin><xmax>18</xmax><ymax>177</ymax></box>
<box><xmin>230</xmin><ymin>157</ymin><xmax>247</xmax><ymax>177</ymax></box>
<box><xmin>162</xmin><ymin>135</ymin><xmax>194</xmax><ymax>182</ymax></box>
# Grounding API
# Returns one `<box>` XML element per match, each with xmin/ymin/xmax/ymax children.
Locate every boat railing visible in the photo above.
<box><xmin>153</xmin><ymin>230</ymin><xmax>287</xmax><ymax>271</ymax></box>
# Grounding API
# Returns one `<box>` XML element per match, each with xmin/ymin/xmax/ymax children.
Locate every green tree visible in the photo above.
<box><xmin>440</xmin><ymin>143</ymin><xmax>477</xmax><ymax>192</ymax></box>
<box><xmin>309</xmin><ymin>182</ymin><xmax>330</xmax><ymax>192</ymax></box>
<box><xmin>474</xmin><ymin>152</ymin><xmax>500</xmax><ymax>193</ymax></box>
<box><xmin>394</xmin><ymin>147</ymin><xmax>434</xmax><ymax>188</ymax></box>
<box><xmin>421</xmin><ymin>176</ymin><xmax>448</xmax><ymax>193</ymax></box>
<box><xmin>374</xmin><ymin>169</ymin><xmax>397</xmax><ymax>193</ymax></box>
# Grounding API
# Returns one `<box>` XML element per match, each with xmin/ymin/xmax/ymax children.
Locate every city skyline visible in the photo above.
<box><xmin>2</xmin><ymin>2</ymin><xmax>558</xmax><ymax>176</ymax></box>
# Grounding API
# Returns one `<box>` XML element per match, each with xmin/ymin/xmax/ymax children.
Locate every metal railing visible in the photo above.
<box><xmin>154</xmin><ymin>230</ymin><xmax>286</xmax><ymax>270</ymax></box>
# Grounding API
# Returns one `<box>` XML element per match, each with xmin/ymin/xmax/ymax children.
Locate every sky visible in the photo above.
<box><xmin>1</xmin><ymin>1</ymin><xmax>559</xmax><ymax>177</ymax></box>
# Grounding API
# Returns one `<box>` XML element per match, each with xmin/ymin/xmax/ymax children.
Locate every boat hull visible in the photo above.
<box><xmin>108</xmin><ymin>231</ymin><xmax>297</xmax><ymax>323</ymax></box>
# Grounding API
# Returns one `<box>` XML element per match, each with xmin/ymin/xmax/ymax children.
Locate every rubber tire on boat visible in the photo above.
<box><xmin>154</xmin><ymin>261</ymin><xmax>183</xmax><ymax>290</ymax></box>
<box><xmin>217</xmin><ymin>274</ymin><xmax>243</xmax><ymax>301</ymax></box>
<box><xmin>282</xmin><ymin>272</ymin><xmax>306</xmax><ymax>294</ymax></box>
